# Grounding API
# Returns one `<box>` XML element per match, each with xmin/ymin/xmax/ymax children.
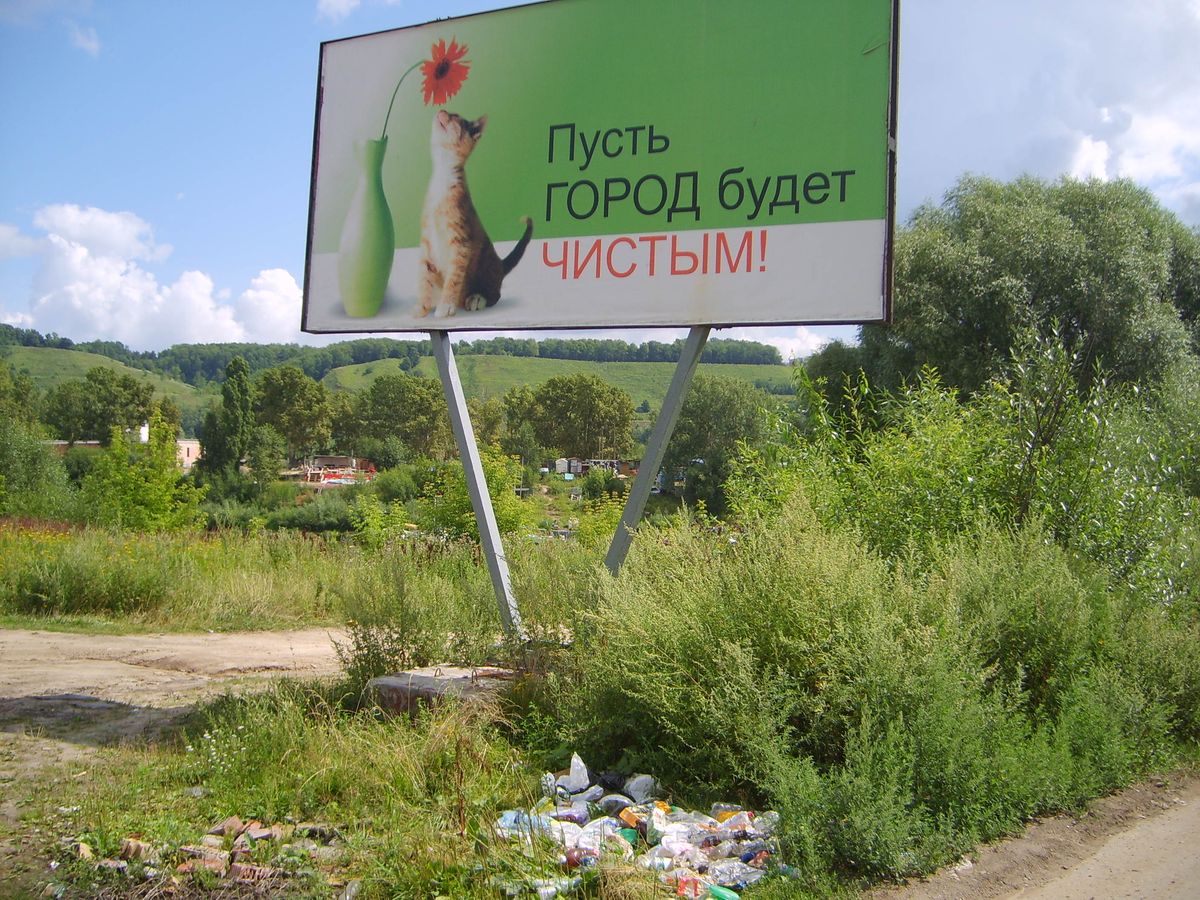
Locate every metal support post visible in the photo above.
<box><xmin>430</xmin><ymin>331</ymin><xmax>526</xmax><ymax>640</ymax></box>
<box><xmin>605</xmin><ymin>325</ymin><xmax>711</xmax><ymax>575</ymax></box>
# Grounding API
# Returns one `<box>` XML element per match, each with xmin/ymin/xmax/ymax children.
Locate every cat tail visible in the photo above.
<box><xmin>501</xmin><ymin>216</ymin><xmax>534</xmax><ymax>276</ymax></box>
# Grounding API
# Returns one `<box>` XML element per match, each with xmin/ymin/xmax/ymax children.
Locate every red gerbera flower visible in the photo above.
<box><xmin>421</xmin><ymin>38</ymin><xmax>470</xmax><ymax>106</ymax></box>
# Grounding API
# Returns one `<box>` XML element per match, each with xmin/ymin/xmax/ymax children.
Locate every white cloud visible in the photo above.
<box><xmin>1070</xmin><ymin>136</ymin><xmax>1112</xmax><ymax>180</ymax></box>
<box><xmin>27</xmin><ymin>232</ymin><xmax>243</xmax><ymax>349</ymax></box>
<box><xmin>315</xmin><ymin>0</ymin><xmax>405</xmax><ymax>22</ymax></box>
<box><xmin>0</xmin><ymin>223</ymin><xmax>41</xmax><ymax>259</ymax></box>
<box><xmin>1</xmin><ymin>310</ymin><xmax>35</xmax><ymax>327</ymax></box>
<box><xmin>316</xmin><ymin>0</ymin><xmax>359</xmax><ymax>21</ymax></box>
<box><xmin>235</xmin><ymin>268</ymin><xmax>304</xmax><ymax>343</ymax></box>
<box><xmin>899</xmin><ymin>0</ymin><xmax>1200</xmax><ymax>226</ymax></box>
<box><xmin>1116</xmin><ymin>109</ymin><xmax>1200</xmax><ymax>182</ymax></box>
<box><xmin>66</xmin><ymin>20</ymin><xmax>98</xmax><ymax>55</ymax></box>
<box><xmin>32</xmin><ymin>204</ymin><xmax>170</xmax><ymax>262</ymax></box>
<box><xmin>7</xmin><ymin>203</ymin><xmax>326</xmax><ymax>351</ymax></box>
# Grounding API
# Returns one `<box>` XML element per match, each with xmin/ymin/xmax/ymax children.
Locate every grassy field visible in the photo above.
<box><xmin>323</xmin><ymin>354</ymin><xmax>797</xmax><ymax>407</ymax></box>
<box><xmin>4</xmin><ymin>345</ymin><xmax>215</xmax><ymax>421</ymax></box>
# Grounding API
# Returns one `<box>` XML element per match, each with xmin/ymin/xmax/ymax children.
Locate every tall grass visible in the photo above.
<box><xmin>0</xmin><ymin>527</ymin><xmax>436</xmax><ymax>630</ymax></box>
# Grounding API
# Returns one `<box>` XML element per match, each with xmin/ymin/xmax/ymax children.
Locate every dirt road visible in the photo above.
<box><xmin>1</xmin><ymin>627</ymin><xmax>1197</xmax><ymax>897</ymax></box>
<box><xmin>869</xmin><ymin>773</ymin><xmax>1199</xmax><ymax>900</ymax></box>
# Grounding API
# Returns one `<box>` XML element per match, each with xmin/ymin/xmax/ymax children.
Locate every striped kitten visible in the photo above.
<box><xmin>418</xmin><ymin>109</ymin><xmax>533</xmax><ymax>318</ymax></box>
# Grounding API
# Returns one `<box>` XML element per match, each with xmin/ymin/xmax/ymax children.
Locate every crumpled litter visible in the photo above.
<box><xmin>493</xmin><ymin>753</ymin><xmax>783</xmax><ymax>897</ymax></box>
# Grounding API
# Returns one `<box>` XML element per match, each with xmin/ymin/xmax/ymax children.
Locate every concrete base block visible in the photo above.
<box><xmin>367</xmin><ymin>666</ymin><xmax>514</xmax><ymax>714</ymax></box>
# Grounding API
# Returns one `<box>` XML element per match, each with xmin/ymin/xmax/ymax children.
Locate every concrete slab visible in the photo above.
<box><xmin>367</xmin><ymin>665</ymin><xmax>514</xmax><ymax>714</ymax></box>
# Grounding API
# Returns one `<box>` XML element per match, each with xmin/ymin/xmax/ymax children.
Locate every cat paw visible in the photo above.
<box><xmin>464</xmin><ymin>294</ymin><xmax>487</xmax><ymax>312</ymax></box>
<box><xmin>414</xmin><ymin>306</ymin><xmax>432</xmax><ymax>318</ymax></box>
<box><xmin>434</xmin><ymin>303</ymin><xmax>456</xmax><ymax>318</ymax></box>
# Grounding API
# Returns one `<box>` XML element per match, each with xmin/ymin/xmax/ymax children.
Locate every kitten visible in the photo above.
<box><xmin>417</xmin><ymin>109</ymin><xmax>533</xmax><ymax>318</ymax></box>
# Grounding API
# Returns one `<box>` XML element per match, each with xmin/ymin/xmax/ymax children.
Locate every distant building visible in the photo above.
<box><xmin>44</xmin><ymin>432</ymin><xmax>203</xmax><ymax>472</ymax></box>
<box><xmin>176</xmin><ymin>439</ymin><xmax>201</xmax><ymax>471</ymax></box>
<box><xmin>301</xmin><ymin>455</ymin><xmax>376</xmax><ymax>488</ymax></box>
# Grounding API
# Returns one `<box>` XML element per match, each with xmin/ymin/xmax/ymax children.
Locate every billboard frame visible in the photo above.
<box><xmin>301</xmin><ymin>0</ymin><xmax>900</xmax><ymax>335</ymax></box>
<box><xmin>301</xmin><ymin>0</ymin><xmax>900</xmax><ymax>638</ymax></box>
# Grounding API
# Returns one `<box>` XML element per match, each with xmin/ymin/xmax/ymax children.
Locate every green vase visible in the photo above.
<box><xmin>338</xmin><ymin>137</ymin><xmax>394</xmax><ymax>318</ymax></box>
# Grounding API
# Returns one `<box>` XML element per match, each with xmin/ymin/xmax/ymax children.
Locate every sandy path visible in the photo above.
<box><xmin>864</xmin><ymin>773</ymin><xmax>1199</xmax><ymax>900</ymax></box>
<box><xmin>1017</xmin><ymin>782</ymin><xmax>1200</xmax><ymax>899</ymax></box>
<box><xmin>0</xmin><ymin>627</ymin><xmax>345</xmax><ymax>707</ymax></box>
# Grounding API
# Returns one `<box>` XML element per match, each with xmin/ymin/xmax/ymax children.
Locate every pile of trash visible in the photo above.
<box><xmin>494</xmin><ymin>754</ymin><xmax>782</xmax><ymax>898</ymax></box>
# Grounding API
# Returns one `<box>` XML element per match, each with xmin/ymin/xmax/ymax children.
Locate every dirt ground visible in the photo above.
<box><xmin>1</xmin><ymin>627</ymin><xmax>1197</xmax><ymax>898</ymax></box>
<box><xmin>868</xmin><ymin>773</ymin><xmax>1199</xmax><ymax>899</ymax></box>
<box><xmin>0</xmin><ymin>627</ymin><xmax>345</xmax><ymax>895</ymax></box>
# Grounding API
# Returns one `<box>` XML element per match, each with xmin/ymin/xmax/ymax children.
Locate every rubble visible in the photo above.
<box><xmin>493</xmin><ymin>753</ymin><xmax>784</xmax><ymax>896</ymax></box>
<box><xmin>68</xmin><ymin>815</ymin><xmax>347</xmax><ymax>891</ymax></box>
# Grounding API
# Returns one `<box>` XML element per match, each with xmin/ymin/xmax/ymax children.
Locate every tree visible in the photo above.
<box><xmin>328</xmin><ymin>389</ymin><xmax>362</xmax><ymax>455</ymax></box>
<box><xmin>245</xmin><ymin>425</ymin><xmax>287</xmax><ymax>491</ymax></box>
<box><xmin>861</xmin><ymin>175</ymin><xmax>1199</xmax><ymax>395</ymax></box>
<box><xmin>356</xmin><ymin>373</ymin><xmax>452</xmax><ymax>460</ymax></box>
<box><xmin>503</xmin><ymin>384</ymin><xmax>538</xmax><ymax>433</ymax></box>
<box><xmin>501</xmin><ymin>420</ymin><xmax>542</xmax><ymax>469</ymax></box>
<box><xmin>42</xmin><ymin>368</ymin><xmax>154</xmax><ymax>445</ymax></box>
<box><xmin>81</xmin><ymin>367</ymin><xmax>155</xmax><ymax>444</ymax></box>
<box><xmin>802</xmin><ymin>340</ymin><xmax>867</xmax><ymax>418</ymax></box>
<box><xmin>253</xmin><ymin>366</ymin><xmax>332</xmax><ymax>461</ymax></box>
<box><xmin>468</xmin><ymin>396</ymin><xmax>505</xmax><ymax>447</ymax></box>
<box><xmin>221</xmin><ymin>356</ymin><xmax>253</xmax><ymax>463</ymax></box>
<box><xmin>154</xmin><ymin>397</ymin><xmax>182</xmax><ymax>436</ymax></box>
<box><xmin>198</xmin><ymin>356</ymin><xmax>254</xmax><ymax>476</ymax></box>
<box><xmin>664</xmin><ymin>375</ymin><xmax>771</xmax><ymax>514</ymax></box>
<box><xmin>42</xmin><ymin>379</ymin><xmax>90</xmax><ymax>444</ymax></box>
<box><xmin>0</xmin><ymin>362</ymin><xmax>38</xmax><ymax>426</ymax></box>
<box><xmin>532</xmin><ymin>374</ymin><xmax>633</xmax><ymax>459</ymax></box>
<box><xmin>80</xmin><ymin>411</ymin><xmax>206</xmax><ymax>530</ymax></box>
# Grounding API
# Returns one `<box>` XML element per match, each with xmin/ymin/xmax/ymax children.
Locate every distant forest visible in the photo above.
<box><xmin>0</xmin><ymin>325</ymin><xmax>786</xmax><ymax>387</ymax></box>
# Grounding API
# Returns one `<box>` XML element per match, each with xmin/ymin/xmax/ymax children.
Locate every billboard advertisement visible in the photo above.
<box><xmin>302</xmin><ymin>0</ymin><xmax>898</xmax><ymax>334</ymax></box>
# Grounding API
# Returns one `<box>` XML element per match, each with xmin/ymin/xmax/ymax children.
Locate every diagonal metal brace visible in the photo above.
<box><xmin>430</xmin><ymin>330</ymin><xmax>526</xmax><ymax>640</ymax></box>
<box><xmin>605</xmin><ymin>325</ymin><xmax>711</xmax><ymax>575</ymax></box>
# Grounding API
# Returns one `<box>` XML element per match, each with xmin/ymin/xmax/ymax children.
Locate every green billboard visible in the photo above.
<box><xmin>303</xmin><ymin>0</ymin><xmax>898</xmax><ymax>332</ymax></box>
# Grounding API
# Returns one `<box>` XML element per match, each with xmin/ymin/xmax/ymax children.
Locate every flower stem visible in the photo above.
<box><xmin>381</xmin><ymin>60</ymin><xmax>424</xmax><ymax>141</ymax></box>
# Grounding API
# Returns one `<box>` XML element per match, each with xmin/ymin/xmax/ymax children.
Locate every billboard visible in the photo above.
<box><xmin>302</xmin><ymin>0</ymin><xmax>898</xmax><ymax>334</ymax></box>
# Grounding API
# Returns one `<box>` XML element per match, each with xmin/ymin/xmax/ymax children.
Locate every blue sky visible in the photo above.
<box><xmin>2</xmin><ymin>0</ymin><xmax>1199</xmax><ymax>359</ymax></box>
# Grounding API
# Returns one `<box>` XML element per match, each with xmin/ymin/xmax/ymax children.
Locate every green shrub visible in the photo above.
<box><xmin>417</xmin><ymin>451</ymin><xmax>532</xmax><ymax>539</ymax></box>
<box><xmin>373</xmin><ymin>465</ymin><xmax>420</xmax><ymax>504</ymax></box>
<box><xmin>542</xmin><ymin>491</ymin><xmax>1200</xmax><ymax>888</ymax></box>
<box><xmin>0</xmin><ymin>418</ymin><xmax>77</xmax><ymax>520</ymax></box>
<box><xmin>334</xmin><ymin>549</ymin><xmax>499</xmax><ymax>694</ymax></box>
<box><xmin>80</xmin><ymin>413</ymin><xmax>206</xmax><ymax>531</ymax></box>
<box><xmin>928</xmin><ymin>522</ymin><xmax>1108</xmax><ymax>716</ymax></box>
<box><xmin>266</xmin><ymin>487</ymin><xmax>359</xmax><ymax>533</ymax></box>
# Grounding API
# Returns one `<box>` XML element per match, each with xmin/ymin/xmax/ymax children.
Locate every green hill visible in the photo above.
<box><xmin>4</xmin><ymin>346</ymin><xmax>216</xmax><ymax>422</ymax></box>
<box><xmin>323</xmin><ymin>355</ymin><xmax>796</xmax><ymax>408</ymax></box>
